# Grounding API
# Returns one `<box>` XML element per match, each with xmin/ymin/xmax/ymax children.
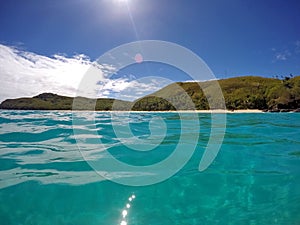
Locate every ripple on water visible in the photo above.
<box><xmin>0</xmin><ymin>111</ymin><xmax>299</xmax><ymax>224</ymax></box>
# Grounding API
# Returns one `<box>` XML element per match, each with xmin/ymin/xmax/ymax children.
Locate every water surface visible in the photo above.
<box><xmin>0</xmin><ymin>111</ymin><xmax>299</xmax><ymax>224</ymax></box>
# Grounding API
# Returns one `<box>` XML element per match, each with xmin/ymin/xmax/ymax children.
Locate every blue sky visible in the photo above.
<box><xmin>0</xmin><ymin>0</ymin><xmax>300</xmax><ymax>101</ymax></box>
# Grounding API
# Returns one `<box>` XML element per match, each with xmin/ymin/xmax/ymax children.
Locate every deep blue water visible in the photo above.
<box><xmin>0</xmin><ymin>110</ymin><xmax>300</xmax><ymax>225</ymax></box>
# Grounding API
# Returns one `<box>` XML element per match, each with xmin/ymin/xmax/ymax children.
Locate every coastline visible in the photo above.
<box><xmin>178</xmin><ymin>109</ymin><xmax>263</xmax><ymax>113</ymax></box>
<box><xmin>2</xmin><ymin>108</ymin><xmax>300</xmax><ymax>113</ymax></box>
<box><xmin>74</xmin><ymin>109</ymin><xmax>264</xmax><ymax>113</ymax></box>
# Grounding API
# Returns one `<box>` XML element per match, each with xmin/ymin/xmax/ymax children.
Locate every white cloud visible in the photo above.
<box><xmin>275</xmin><ymin>53</ymin><xmax>287</xmax><ymax>61</ymax></box>
<box><xmin>272</xmin><ymin>41</ymin><xmax>300</xmax><ymax>62</ymax></box>
<box><xmin>274</xmin><ymin>50</ymin><xmax>291</xmax><ymax>61</ymax></box>
<box><xmin>0</xmin><ymin>44</ymin><xmax>172</xmax><ymax>103</ymax></box>
<box><xmin>0</xmin><ymin>44</ymin><xmax>98</xmax><ymax>102</ymax></box>
<box><xmin>271</xmin><ymin>49</ymin><xmax>292</xmax><ymax>62</ymax></box>
<box><xmin>96</xmin><ymin>76</ymin><xmax>172</xmax><ymax>101</ymax></box>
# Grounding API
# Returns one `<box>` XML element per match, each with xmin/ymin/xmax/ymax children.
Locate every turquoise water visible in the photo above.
<box><xmin>0</xmin><ymin>110</ymin><xmax>300</xmax><ymax>225</ymax></box>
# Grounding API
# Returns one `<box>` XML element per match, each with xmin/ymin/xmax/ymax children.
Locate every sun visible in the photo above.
<box><xmin>114</xmin><ymin>0</ymin><xmax>129</xmax><ymax>5</ymax></box>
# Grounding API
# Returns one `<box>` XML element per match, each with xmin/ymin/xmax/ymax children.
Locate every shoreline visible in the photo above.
<box><xmin>107</xmin><ymin>109</ymin><xmax>264</xmax><ymax>113</ymax></box>
<box><xmin>0</xmin><ymin>109</ymin><xmax>265</xmax><ymax>113</ymax></box>
<box><xmin>1</xmin><ymin>109</ymin><xmax>299</xmax><ymax>113</ymax></box>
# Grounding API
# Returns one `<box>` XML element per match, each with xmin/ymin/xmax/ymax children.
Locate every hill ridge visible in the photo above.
<box><xmin>1</xmin><ymin>76</ymin><xmax>300</xmax><ymax>111</ymax></box>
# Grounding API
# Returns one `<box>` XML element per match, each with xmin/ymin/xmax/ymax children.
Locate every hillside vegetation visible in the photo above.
<box><xmin>132</xmin><ymin>75</ymin><xmax>300</xmax><ymax>111</ymax></box>
<box><xmin>1</xmin><ymin>76</ymin><xmax>300</xmax><ymax>111</ymax></box>
<box><xmin>0</xmin><ymin>93</ymin><xmax>132</xmax><ymax>111</ymax></box>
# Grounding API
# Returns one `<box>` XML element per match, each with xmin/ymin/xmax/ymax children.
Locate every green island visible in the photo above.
<box><xmin>1</xmin><ymin>75</ymin><xmax>300</xmax><ymax>112</ymax></box>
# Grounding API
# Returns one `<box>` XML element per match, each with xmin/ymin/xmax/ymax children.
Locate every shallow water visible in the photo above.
<box><xmin>0</xmin><ymin>110</ymin><xmax>299</xmax><ymax>224</ymax></box>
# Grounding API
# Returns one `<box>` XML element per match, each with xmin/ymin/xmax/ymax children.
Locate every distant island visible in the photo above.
<box><xmin>1</xmin><ymin>76</ymin><xmax>300</xmax><ymax>112</ymax></box>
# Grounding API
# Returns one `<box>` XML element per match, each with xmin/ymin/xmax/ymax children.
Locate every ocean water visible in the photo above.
<box><xmin>0</xmin><ymin>110</ymin><xmax>300</xmax><ymax>225</ymax></box>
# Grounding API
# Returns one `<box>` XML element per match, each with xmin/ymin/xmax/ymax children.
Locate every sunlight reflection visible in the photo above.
<box><xmin>122</xmin><ymin>210</ymin><xmax>128</xmax><ymax>218</ymax></box>
<box><xmin>120</xmin><ymin>194</ymin><xmax>136</xmax><ymax>225</ymax></box>
<box><xmin>120</xmin><ymin>221</ymin><xmax>127</xmax><ymax>225</ymax></box>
